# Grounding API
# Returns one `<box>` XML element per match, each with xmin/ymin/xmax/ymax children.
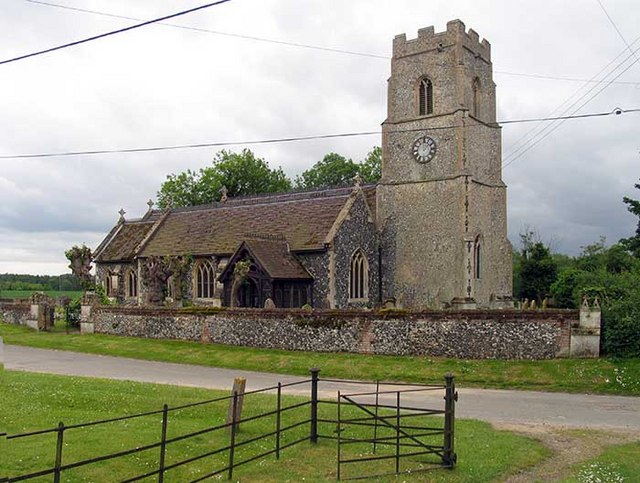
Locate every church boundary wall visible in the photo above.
<box><xmin>0</xmin><ymin>301</ymin><xmax>31</xmax><ymax>325</ymax></box>
<box><xmin>81</xmin><ymin>306</ymin><xmax>581</xmax><ymax>360</ymax></box>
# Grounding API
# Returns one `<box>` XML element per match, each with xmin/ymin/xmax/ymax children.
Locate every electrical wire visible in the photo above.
<box><xmin>503</xmin><ymin>33</ymin><xmax>640</xmax><ymax>161</ymax></box>
<box><xmin>597</xmin><ymin>0</ymin><xmax>640</xmax><ymax>66</ymax></box>
<box><xmin>0</xmin><ymin>108</ymin><xmax>637</xmax><ymax>160</ymax></box>
<box><xmin>19</xmin><ymin>0</ymin><xmax>640</xmax><ymax>86</ymax></box>
<box><xmin>20</xmin><ymin>0</ymin><xmax>388</xmax><ymax>60</ymax></box>
<box><xmin>1</xmin><ymin>0</ymin><xmax>233</xmax><ymax>66</ymax></box>
<box><xmin>502</xmin><ymin>44</ymin><xmax>640</xmax><ymax>168</ymax></box>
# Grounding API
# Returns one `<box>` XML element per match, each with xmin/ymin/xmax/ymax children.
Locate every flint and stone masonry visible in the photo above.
<box><xmin>92</xmin><ymin>20</ymin><xmax>513</xmax><ymax>311</ymax></box>
<box><xmin>378</xmin><ymin>20</ymin><xmax>512</xmax><ymax>309</ymax></box>
<box><xmin>69</xmin><ymin>304</ymin><xmax>602</xmax><ymax>360</ymax></box>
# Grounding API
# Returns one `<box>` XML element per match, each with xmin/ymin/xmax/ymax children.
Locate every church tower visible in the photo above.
<box><xmin>377</xmin><ymin>20</ymin><xmax>512</xmax><ymax>309</ymax></box>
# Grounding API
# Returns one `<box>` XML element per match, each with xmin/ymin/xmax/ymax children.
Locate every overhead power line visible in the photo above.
<box><xmin>597</xmin><ymin>0</ymin><xmax>640</xmax><ymax>67</ymax></box>
<box><xmin>502</xmin><ymin>39</ymin><xmax>640</xmax><ymax>168</ymax></box>
<box><xmin>1</xmin><ymin>0</ymin><xmax>233</xmax><ymax>66</ymax></box>
<box><xmin>1</xmin><ymin>108</ymin><xmax>637</xmax><ymax>160</ymax></box>
<box><xmin>20</xmin><ymin>0</ymin><xmax>640</xmax><ymax>86</ymax></box>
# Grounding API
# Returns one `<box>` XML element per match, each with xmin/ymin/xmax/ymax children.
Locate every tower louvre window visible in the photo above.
<box><xmin>419</xmin><ymin>78</ymin><xmax>433</xmax><ymax>116</ymax></box>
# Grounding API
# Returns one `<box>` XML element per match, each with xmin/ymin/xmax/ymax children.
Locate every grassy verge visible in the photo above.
<box><xmin>0</xmin><ymin>370</ymin><xmax>548</xmax><ymax>482</ymax></box>
<box><xmin>1</xmin><ymin>322</ymin><xmax>639</xmax><ymax>396</ymax></box>
<box><xmin>562</xmin><ymin>440</ymin><xmax>640</xmax><ymax>482</ymax></box>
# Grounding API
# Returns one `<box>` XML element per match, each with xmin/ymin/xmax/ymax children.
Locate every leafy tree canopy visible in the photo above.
<box><xmin>294</xmin><ymin>147</ymin><xmax>382</xmax><ymax>190</ymax></box>
<box><xmin>157</xmin><ymin>147</ymin><xmax>382</xmax><ymax>208</ymax></box>
<box><xmin>517</xmin><ymin>240</ymin><xmax>557</xmax><ymax>302</ymax></box>
<box><xmin>65</xmin><ymin>244</ymin><xmax>94</xmax><ymax>289</ymax></box>
<box><xmin>157</xmin><ymin>149</ymin><xmax>291</xmax><ymax>209</ymax></box>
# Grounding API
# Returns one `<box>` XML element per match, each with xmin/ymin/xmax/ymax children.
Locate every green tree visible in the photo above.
<box><xmin>360</xmin><ymin>146</ymin><xmax>382</xmax><ymax>183</ymax></box>
<box><xmin>621</xmin><ymin>179</ymin><xmax>640</xmax><ymax>257</ymax></box>
<box><xmin>519</xmin><ymin>242</ymin><xmax>557</xmax><ymax>302</ymax></box>
<box><xmin>294</xmin><ymin>147</ymin><xmax>382</xmax><ymax>190</ymax></box>
<box><xmin>64</xmin><ymin>244</ymin><xmax>94</xmax><ymax>289</ymax></box>
<box><xmin>295</xmin><ymin>153</ymin><xmax>359</xmax><ymax>190</ymax></box>
<box><xmin>514</xmin><ymin>230</ymin><xmax>557</xmax><ymax>302</ymax></box>
<box><xmin>157</xmin><ymin>149</ymin><xmax>291</xmax><ymax>209</ymax></box>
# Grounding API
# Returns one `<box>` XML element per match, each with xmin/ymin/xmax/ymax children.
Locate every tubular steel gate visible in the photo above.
<box><xmin>1</xmin><ymin>371</ymin><xmax>457</xmax><ymax>482</ymax></box>
<box><xmin>329</xmin><ymin>374</ymin><xmax>457</xmax><ymax>480</ymax></box>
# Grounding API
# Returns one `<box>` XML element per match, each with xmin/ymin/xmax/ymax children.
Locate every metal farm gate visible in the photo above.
<box><xmin>335</xmin><ymin>375</ymin><xmax>457</xmax><ymax>480</ymax></box>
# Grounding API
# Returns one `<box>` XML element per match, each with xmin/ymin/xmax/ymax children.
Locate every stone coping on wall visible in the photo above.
<box><xmin>91</xmin><ymin>305</ymin><xmax>579</xmax><ymax>322</ymax></box>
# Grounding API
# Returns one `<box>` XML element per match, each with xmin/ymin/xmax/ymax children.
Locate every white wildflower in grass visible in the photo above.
<box><xmin>578</xmin><ymin>462</ymin><xmax>624</xmax><ymax>483</ymax></box>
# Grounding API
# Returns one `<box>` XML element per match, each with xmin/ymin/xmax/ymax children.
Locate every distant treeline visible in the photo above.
<box><xmin>0</xmin><ymin>273</ymin><xmax>83</xmax><ymax>291</ymax></box>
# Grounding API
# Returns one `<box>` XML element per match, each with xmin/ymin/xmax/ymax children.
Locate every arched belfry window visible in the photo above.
<box><xmin>472</xmin><ymin>77</ymin><xmax>480</xmax><ymax>118</ymax></box>
<box><xmin>126</xmin><ymin>270</ymin><xmax>138</xmax><ymax>298</ymax></box>
<box><xmin>349</xmin><ymin>250</ymin><xmax>369</xmax><ymax>300</ymax></box>
<box><xmin>474</xmin><ymin>238</ymin><xmax>482</xmax><ymax>280</ymax></box>
<box><xmin>195</xmin><ymin>259</ymin><xmax>216</xmax><ymax>299</ymax></box>
<box><xmin>419</xmin><ymin>78</ymin><xmax>433</xmax><ymax>116</ymax></box>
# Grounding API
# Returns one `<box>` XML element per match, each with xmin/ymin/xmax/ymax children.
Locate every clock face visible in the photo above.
<box><xmin>412</xmin><ymin>136</ymin><xmax>437</xmax><ymax>163</ymax></box>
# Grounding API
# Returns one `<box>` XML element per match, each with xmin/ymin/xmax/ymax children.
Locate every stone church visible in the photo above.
<box><xmin>94</xmin><ymin>20</ymin><xmax>513</xmax><ymax>310</ymax></box>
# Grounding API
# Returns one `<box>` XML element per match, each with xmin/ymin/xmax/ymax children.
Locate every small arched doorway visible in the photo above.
<box><xmin>237</xmin><ymin>277</ymin><xmax>260</xmax><ymax>308</ymax></box>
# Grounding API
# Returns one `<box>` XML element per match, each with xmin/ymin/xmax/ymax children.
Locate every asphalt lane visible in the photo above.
<box><xmin>4</xmin><ymin>344</ymin><xmax>640</xmax><ymax>430</ymax></box>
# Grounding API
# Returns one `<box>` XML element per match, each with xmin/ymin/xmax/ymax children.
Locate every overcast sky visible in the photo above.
<box><xmin>1</xmin><ymin>0</ymin><xmax>639</xmax><ymax>275</ymax></box>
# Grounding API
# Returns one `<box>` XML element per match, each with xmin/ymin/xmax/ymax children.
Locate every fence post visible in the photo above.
<box><xmin>395</xmin><ymin>391</ymin><xmax>400</xmax><ymax>475</ymax></box>
<box><xmin>158</xmin><ymin>404</ymin><xmax>169</xmax><ymax>483</ymax></box>
<box><xmin>226</xmin><ymin>378</ymin><xmax>246</xmax><ymax>433</ymax></box>
<box><xmin>336</xmin><ymin>391</ymin><xmax>342</xmax><ymax>481</ymax></box>
<box><xmin>443</xmin><ymin>373</ymin><xmax>457</xmax><ymax>468</ymax></box>
<box><xmin>275</xmin><ymin>382</ymin><xmax>281</xmax><ymax>459</ymax></box>
<box><xmin>53</xmin><ymin>422</ymin><xmax>65</xmax><ymax>483</ymax></box>
<box><xmin>310</xmin><ymin>368</ymin><xmax>320</xmax><ymax>444</ymax></box>
<box><xmin>228</xmin><ymin>391</ymin><xmax>238</xmax><ymax>481</ymax></box>
<box><xmin>373</xmin><ymin>380</ymin><xmax>380</xmax><ymax>454</ymax></box>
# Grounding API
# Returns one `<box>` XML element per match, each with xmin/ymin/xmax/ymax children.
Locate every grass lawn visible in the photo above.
<box><xmin>562</xmin><ymin>440</ymin><xmax>640</xmax><ymax>482</ymax></box>
<box><xmin>0</xmin><ymin>290</ymin><xmax>83</xmax><ymax>300</ymax></box>
<box><xmin>0</xmin><ymin>370</ymin><xmax>549</xmax><ymax>482</ymax></box>
<box><xmin>2</xmin><ymin>322</ymin><xmax>639</xmax><ymax>396</ymax></box>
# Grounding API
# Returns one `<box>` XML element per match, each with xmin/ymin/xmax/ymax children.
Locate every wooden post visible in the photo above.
<box><xmin>443</xmin><ymin>373</ymin><xmax>457</xmax><ymax>468</ymax></box>
<box><xmin>226</xmin><ymin>378</ymin><xmax>246</xmax><ymax>432</ymax></box>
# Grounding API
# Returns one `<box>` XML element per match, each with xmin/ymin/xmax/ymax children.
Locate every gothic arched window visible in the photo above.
<box><xmin>104</xmin><ymin>273</ymin><xmax>118</xmax><ymax>297</ymax></box>
<box><xmin>419</xmin><ymin>78</ymin><xmax>433</xmax><ymax>116</ymax></box>
<box><xmin>349</xmin><ymin>250</ymin><xmax>369</xmax><ymax>300</ymax></box>
<box><xmin>195</xmin><ymin>259</ymin><xmax>216</xmax><ymax>299</ymax></box>
<box><xmin>126</xmin><ymin>270</ymin><xmax>138</xmax><ymax>298</ymax></box>
<box><xmin>472</xmin><ymin>77</ymin><xmax>480</xmax><ymax>118</ymax></box>
<box><xmin>474</xmin><ymin>239</ymin><xmax>482</xmax><ymax>280</ymax></box>
<box><xmin>166</xmin><ymin>275</ymin><xmax>174</xmax><ymax>299</ymax></box>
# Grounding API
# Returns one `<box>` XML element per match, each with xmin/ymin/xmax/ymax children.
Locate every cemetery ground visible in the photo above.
<box><xmin>1</xmin><ymin>322</ymin><xmax>640</xmax><ymax>397</ymax></box>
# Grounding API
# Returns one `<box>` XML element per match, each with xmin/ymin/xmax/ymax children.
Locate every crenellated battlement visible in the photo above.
<box><xmin>392</xmin><ymin>19</ymin><xmax>491</xmax><ymax>61</ymax></box>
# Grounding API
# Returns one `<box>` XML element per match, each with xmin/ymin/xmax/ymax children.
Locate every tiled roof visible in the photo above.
<box><xmin>242</xmin><ymin>238</ymin><xmax>312</xmax><ymax>280</ymax></box>
<box><xmin>139</xmin><ymin>185</ymin><xmax>377</xmax><ymax>257</ymax></box>
<box><xmin>95</xmin><ymin>221</ymin><xmax>155</xmax><ymax>262</ymax></box>
<box><xmin>95</xmin><ymin>185</ymin><xmax>377</xmax><ymax>261</ymax></box>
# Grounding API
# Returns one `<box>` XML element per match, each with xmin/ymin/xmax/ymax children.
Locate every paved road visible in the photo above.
<box><xmin>4</xmin><ymin>345</ymin><xmax>640</xmax><ymax>431</ymax></box>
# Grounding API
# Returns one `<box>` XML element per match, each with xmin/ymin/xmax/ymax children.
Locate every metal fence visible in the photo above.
<box><xmin>326</xmin><ymin>375</ymin><xmax>457</xmax><ymax>480</ymax></box>
<box><xmin>1</xmin><ymin>371</ymin><xmax>456</xmax><ymax>482</ymax></box>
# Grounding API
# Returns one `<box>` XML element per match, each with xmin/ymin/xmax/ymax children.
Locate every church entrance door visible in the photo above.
<box><xmin>238</xmin><ymin>278</ymin><xmax>260</xmax><ymax>308</ymax></box>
